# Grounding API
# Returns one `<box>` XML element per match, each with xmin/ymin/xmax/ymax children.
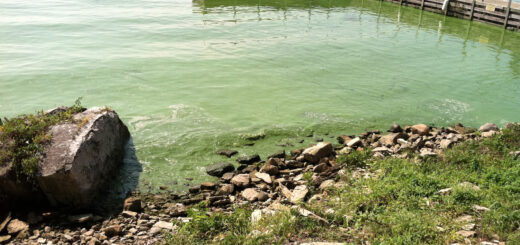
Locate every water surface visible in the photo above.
<box><xmin>1</xmin><ymin>0</ymin><xmax>519</xmax><ymax>191</ymax></box>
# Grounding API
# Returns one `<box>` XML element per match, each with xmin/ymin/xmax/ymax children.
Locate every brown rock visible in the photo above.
<box><xmin>379</xmin><ymin>133</ymin><xmax>407</xmax><ymax>147</ymax></box>
<box><xmin>200</xmin><ymin>182</ymin><xmax>217</xmax><ymax>190</ymax></box>
<box><xmin>479</xmin><ymin>123</ymin><xmax>498</xmax><ymax>132</ymax></box>
<box><xmin>313</xmin><ymin>162</ymin><xmax>329</xmax><ymax>173</ymax></box>
<box><xmin>216</xmin><ymin>149</ymin><xmax>238</xmax><ymax>158</ymax></box>
<box><xmin>411</xmin><ymin>124</ymin><xmax>429</xmax><ymax>136</ymax></box>
<box><xmin>302</xmin><ymin>142</ymin><xmax>333</xmax><ymax>163</ymax></box>
<box><xmin>387</xmin><ymin>124</ymin><xmax>402</xmax><ymax>133</ymax></box>
<box><xmin>123</xmin><ymin>197</ymin><xmax>143</xmax><ymax>212</ymax></box>
<box><xmin>337</xmin><ymin>135</ymin><xmax>353</xmax><ymax>145</ymax></box>
<box><xmin>0</xmin><ymin>235</ymin><xmax>11</xmax><ymax>243</ymax></box>
<box><xmin>0</xmin><ymin>212</ymin><xmax>11</xmax><ymax>233</ymax></box>
<box><xmin>7</xmin><ymin>219</ymin><xmax>28</xmax><ymax>234</ymax></box>
<box><xmin>456</xmin><ymin>230</ymin><xmax>476</xmax><ymax>238</ymax></box>
<box><xmin>241</xmin><ymin>188</ymin><xmax>260</xmax><ymax>202</ymax></box>
<box><xmin>254</xmin><ymin>172</ymin><xmax>272</xmax><ymax>184</ymax></box>
<box><xmin>166</xmin><ymin>203</ymin><xmax>187</xmax><ymax>217</ymax></box>
<box><xmin>103</xmin><ymin>225</ymin><xmax>122</xmax><ymax>237</ymax></box>
<box><xmin>216</xmin><ymin>184</ymin><xmax>234</xmax><ymax>195</ymax></box>
<box><xmin>231</xmin><ymin>174</ymin><xmax>250</xmax><ymax>188</ymax></box>
<box><xmin>261</xmin><ymin>164</ymin><xmax>279</xmax><ymax>175</ymax></box>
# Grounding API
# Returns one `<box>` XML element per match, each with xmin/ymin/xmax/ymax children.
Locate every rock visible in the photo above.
<box><xmin>379</xmin><ymin>133</ymin><xmax>407</xmax><ymax>147</ymax></box>
<box><xmin>387</xmin><ymin>124</ymin><xmax>403</xmax><ymax>133</ymax></box>
<box><xmin>0</xmin><ymin>108</ymin><xmax>131</xmax><ymax>209</ymax></box>
<box><xmin>419</xmin><ymin>148</ymin><xmax>437</xmax><ymax>157</ymax></box>
<box><xmin>6</xmin><ymin>219</ymin><xmax>28</xmax><ymax>234</ymax></box>
<box><xmin>231</xmin><ymin>174</ymin><xmax>250</xmax><ymax>188</ymax></box>
<box><xmin>0</xmin><ymin>235</ymin><xmax>10</xmax><ymax>243</ymax></box>
<box><xmin>481</xmin><ymin>131</ymin><xmax>498</xmax><ymax>138</ymax></box>
<box><xmin>0</xmin><ymin>212</ymin><xmax>11</xmax><ymax>233</ymax></box>
<box><xmin>268</xmin><ymin>150</ymin><xmax>286</xmax><ymax>159</ymax></box>
<box><xmin>241</xmin><ymin>188</ymin><xmax>260</xmax><ymax>202</ymax></box>
<box><xmin>153</xmin><ymin>221</ymin><xmax>175</xmax><ymax>231</ymax></box>
<box><xmin>104</xmin><ymin>225</ymin><xmax>122</xmax><ymax>237</ymax></box>
<box><xmin>200</xmin><ymin>182</ymin><xmax>217</xmax><ymax>190</ymax></box>
<box><xmin>205</xmin><ymin>162</ymin><xmax>235</xmax><ymax>177</ymax></box>
<box><xmin>159</xmin><ymin>186</ymin><xmax>168</xmax><ymax>190</ymax></box>
<box><xmin>337</xmin><ymin>135</ymin><xmax>353</xmax><ymax>145</ymax></box>
<box><xmin>458</xmin><ymin>182</ymin><xmax>480</xmax><ymax>191</ymax></box>
<box><xmin>257</xmin><ymin>191</ymin><xmax>268</xmax><ymax>201</ymax></box>
<box><xmin>372</xmin><ymin>147</ymin><xmax>391</xmax><ymax>154</ymax></box>
<box><xmin>216</xmin><ymin>150</ymin><xmax>238</xmax><ymax>158</ymax></box>
<box><xmin>166</xmin><ymin>203</ymin><xmax>187</xmax><ymax>217</ymax></box>
<box><xmin>509</xmin><ymin>151</ymin><xmax>520</xmax><ymax>160</ymax></box>
<box><xmin>254</xmin><ymin>172</ymin><xmax>272</xmax><ymax>184</ymax></box>
<box><xmin>319</xmin><ymin>180</ymin><xmax>335</xmax><ymax>190</ymax></box>
<box><xmin>479</xmin><ymin>123</ymin><xmax>498</xmax><ymax>132</ymax></box>
<box><xmin>456</xmin><ymin>230</ymin><xmax>476</xmax><ymax>238</ymax></box>
<box><xmin>251</xmin><ymin>210</ymin><xmax>263</xmax><ymax>224</ymax></box>
<box><xmin>438</xmin><ymin>188</ymin><xmax>452</xmax><ymax>195</ymax></box>
<box><xmin>236</xmin><ymin>154</ymin><xmax>261</xmax><ymax>165</ymax></box>
<box><xmin>215</xmin><ymin>184</ymin><xmax>234</xmax><ymax>196</ymax></box>
<box><xmin>296</xmin><ymin>207</ymin><xmax>328</xmax><ymax>224</ymax></box>
<box><xmin>289</xmin><ymin>185</ymin><xmax>308</xmax><ymax>204</ymax></box>
<box><xmin>67</xmin><ymin>213</ymin><xmax>93</xmax><ymax>223</ymax></box>
<box><xmin>455</xmin><ymin>215</ymin><xmax>474</xmax><ymax>223</ymax></box>
<box><xmin>313</xmin><ymin>162</ymin><xmax>329</xmax><ymax>173</ymax></box>
<box><xmin>189</xmin><ymin>185</ymin><xmax>201</xmax><ymax>194</ymax></box>
<box><xmin>122</xmin><ymin>210</ymin><xmax>137</xmax><ymax>218</ymax></box>
<box><xmin>346</xmin><ymin>137</ymin><xmax>362</xmax><ymax>148</ymax></box>
<box><xmin>124</xmin><ymin>197</ymin><xmax>143</xmax><ymax>212</ymax></box>
<box><xmin>221</xmin><ymin>172</ymin><xmax>235</xmax><ymax>182</ymax></box>
<box><xmin>302</xmin><ymin>142</ymin><xmax>333</xmax><ymax>163</ymax></box>
<box><xmin>462</xmin><ymin>223</ymin><xmax>476</xmax><ymax>231</ymax></box>
<box><xmin>473</xmin><ymin>205</ymin><xmax>490</xmax><ymax>212</ymax></box>
<box><xmin>260</xmin><ymin>161</ymin><xmax>279</xmax><ymax>175</ymax></box>
<box><xmin>411</xmin><ymin>124</ymin><xmax>430</xmax><ymax>136</ymax></box>
<box><xmin>440</xmin><ymin>139</ymin><xmax>453</xmax><ymax>149</ymax></box>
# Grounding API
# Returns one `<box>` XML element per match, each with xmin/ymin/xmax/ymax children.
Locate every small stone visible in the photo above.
<box><xmin>411</xmin><ymin>124</ymin><xmax>430</xmax><ymax>136</ymax></box>
<box><xmin>0</xmin><ymin>235</ymin><xmax>10</xmax><ymax>243</ymax></box>
<box><xmin>481</xmin><ymin>131</ymin><xmax>498</xmax><ymax>138</ymax></box>
<box><xmin>200</xmin><ymin>182</ymin><xmax>217</xmax><ymax>190</ymax></box>
<box><xmin>440</xmin><ymin>139</ymin><xmax>454</xmax><ymax>149</ymax></box>
<box><xmin>216</xmin><ymin>184</ymin><xmax>234</xmax><ymax>195</ymax></box>
<box><xmin>153</xmin><ymin>221</ymin><xmax>175</xmax><ymax>231</ymax></box>
<box><xmin>456</xmin><ymin>230</ymin><xmax>476</xmax><ymax>238</ymax></box>
<box><xmin>103</xmin><ymin>225</ymin><xmax>122</xmax><ymax>237</ymax></box>
<box><xmin>473</xmin><ymin>205</ymin><xmax>490</xmax><ymax>212</ymax></box>
<box><xmin>458</xmin><ymin>182</ymin><xmax>480</xmax><ymax>191</ymax></box>
<box><xmin>256</xmin><ymin>191</ymin><xmax>269</xmax><ymax>201</ymax></box>
<box><xmin>268</xmin><ymin>150</ymin><xmax>286</xmax><ymax>159</ymax></box>
<box><xmin>319</xmin><ymin>179</ymin><xmax>335</xmax><ymax>190</ymax></box>
<box><xmin>346</xmin><ymin>137</ymin><xmax>362</xmax><ymax>147</ymax></box>
<box><xmin>462</xmin><ymin>223</ymin><xmax>476</xmax><ymax>231</ymax></box>
<box><xmin>7</xmin><ymin>219</ymin><xmax>29</xmax><ymax>234</ymax></box>
<box><xmin>479</xmin><ymin>123</ymin><xmax>498</xmax><ymax>132</ymax></box>
<box><xmin>205</xmin><ymin>162</ymin><xmax>235</xmax><ymax>177</ymax></box>
<box><xmin>438</xmin><ymin>188</ymin><xmax>452</xmax><ymax>195</ymax></box>
<box><xmin>122</xmin><ymin>211</ymin><xmax>137</xmax><ymax>218</ymax></box>
<box><xmin>231</xmin><ymin>174</ymin><xmax>250</xmax><ymax>188</ymax></box>
<box><xmin>302</xmin><ymin>142</ymin><xmax>333</xmax><ymax>163</ymax></box>
<box><xmin>337</xmin><ymin>135</ymin><xmax>353</xmax><ymax>145</ymax></box>
<box><xmin>167</xmin><ymin>203</ymin><xmax>187</xmax><ymax>217</ymax></box>
<box><xmin>221</xmin><ymin>172</ymin><xmax>235</xmax><ymax>182</ymax></box>
<box><xmin>236</xmin><ymin>154</ymin><xmax>261</xmax><ymax>165</ymax></box>
<box><xmin>289</xmin><ymin>185</ymin><xmax>309</xmax><ymax>204</ymax></box>
<box><xmin>159</xmin><ymin>186</ymin><xmax>168</xmax><ymax>190</ymax></box>
<box><xmin>216</xmin><ymin>149</ymin><xmax>238</xmax><ymax>158</ymax></box>
<box><xmin>313</xmin><ymin>162</ymin><xmax>329</xmax><ymax>173</ymax></box>
<box><xmin>388</xmin><ymin>124</ymin><xmax>403</xmax><ymax>133</ymax></box>
<box><xmin>241</xmin><ymin>188</ymin><xmax>260</xmax><ymax>202</ymax></box>
<box><xmin>189</xmin><ymin>185</ymin><xmax>201</xmax><ymax>194</ymax></box>
<box><xmin>261</xmin><ymin>162</ymin><xmax>279</xmax><ymax>175</ymax></box>
<box><xmin>380</xmin><ymin>133</ymin><xmax>407</xmax><ymax>147</ymax></box>
<box><xmin>254</xmin><ymin>172</ymin><xmax>272</xmax><ymax>184</ymax></box>
<box><xmin>124</xmin><ymin>197</ymin><xmax>143</xmax><ymax>212</ymax></box>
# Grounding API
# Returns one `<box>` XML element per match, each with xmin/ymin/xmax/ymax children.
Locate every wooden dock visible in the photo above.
<box><xmin>382</xmin><ymin>0</ymin><xmax>520</xmax><ymax>31</ymax></box>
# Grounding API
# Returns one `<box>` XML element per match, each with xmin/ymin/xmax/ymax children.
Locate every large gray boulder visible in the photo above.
<box><xmin>0</xmin><ymin>107</ymin><xmax>130</xmax><ymax>210</ymax></box>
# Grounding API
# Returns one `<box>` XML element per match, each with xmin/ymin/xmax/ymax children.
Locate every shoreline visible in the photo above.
<box><xmin>2</xmin><ymin>121</ymin><xmax>519</xmax><ymax>244</ymax></box>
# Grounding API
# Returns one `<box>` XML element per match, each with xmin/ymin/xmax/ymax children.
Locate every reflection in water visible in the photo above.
<box><xmin>193</xmin><ymin>0</ymin><xmax>520</xmax><ymax>75</ymax></box>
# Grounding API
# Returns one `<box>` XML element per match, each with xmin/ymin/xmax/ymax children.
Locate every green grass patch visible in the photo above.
<box><xmin>0</xmin><ymin>99</ymin><xmax>84</xmax><ymax>183</ymax></box>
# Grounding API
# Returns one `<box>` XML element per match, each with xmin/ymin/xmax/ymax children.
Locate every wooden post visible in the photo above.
<box><xmin>470</xmin><ymin>0</ymin><xmax>476</xmax><ymax>21</ymax></box>
<box><xmin>400</xmin><ymin>0</ymin><xmax>404</xmax><ymax>5</ymax></box>
<box><xmin>420</xmin><ymin>0</ymin><xmax>425</xmax><ymax>10</ymax></box>
<box><xmin>504</xmin><ymin>0</ymin><xmax>512</xmax><ymax>29</ymax></box>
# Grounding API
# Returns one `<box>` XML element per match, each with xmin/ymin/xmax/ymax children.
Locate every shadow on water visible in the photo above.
<box><xmin>93</xmin><ymin>138</ymin><xmax>142</xmax><ymax>216</ymax></box>
<box><xmin>192</xmin><ymin>0</ymin><xmax>520</xmax><ymax>77</ymax></box>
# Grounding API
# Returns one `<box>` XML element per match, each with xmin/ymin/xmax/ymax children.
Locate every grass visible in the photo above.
<box><xmin>163</xmin><ymin>124</ymin><xmax>520</xmax><ymax>244</ymax></box>
<box><xmin>0</xmin><ymin>99</ymin><xmax>84</xmax><ymax>184</ymax></box>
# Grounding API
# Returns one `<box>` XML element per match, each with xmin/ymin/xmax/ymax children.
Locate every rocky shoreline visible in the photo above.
<box><xmin>1</xmin><ymin>121</ymin><xmax>520</xmax><ymax>244</ymax></box>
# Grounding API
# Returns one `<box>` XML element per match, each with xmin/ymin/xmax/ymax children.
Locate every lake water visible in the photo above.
<box><xmin>1</xmin><ymin>0</ymin><xmax>519</xmax><ymax>192</ymax></box>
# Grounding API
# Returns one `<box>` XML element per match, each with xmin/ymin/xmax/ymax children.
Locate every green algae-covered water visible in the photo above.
<box><xmin>1</xmin><ymin>0</ymin><xmax>520</xmax><ymax>192</ymax></box>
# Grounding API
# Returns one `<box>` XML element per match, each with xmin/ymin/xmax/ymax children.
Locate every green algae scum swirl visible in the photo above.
<box><xmin>1</xmin><ymin>0</ymin><xmax>520</xmax><ymax>191</ymax></box>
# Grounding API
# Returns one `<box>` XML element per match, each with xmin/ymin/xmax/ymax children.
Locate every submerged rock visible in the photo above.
<box><xmin>479</xmin><ymin>123</ymin><xmax>498</xmax><ymax>132</ymax></box>
<box><xmin>236</xmin><ymin>154</ymin><xmax>261</xmax><ymax>165</ymax></box>
<box><xmin>205</xmin><ymin>162</ymin><xmax>235</xmax><ymax>177</ymax></box>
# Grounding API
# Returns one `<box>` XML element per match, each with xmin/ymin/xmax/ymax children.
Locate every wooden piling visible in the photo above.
<box><xmin>470</xmin><ymin>0</ymin><xmax>476</xmax><ymax>21</ymax></box>
<box><xmin>504</xmin><ymin>0</ymin><xmax>512</xmax><ymax>29</ymax></box>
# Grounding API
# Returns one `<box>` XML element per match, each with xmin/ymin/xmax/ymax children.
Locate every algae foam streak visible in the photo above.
<box><xmin>0</xmin><ymin>0</ymin><xmax>519</xmax><ymax>191</ymax></box>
